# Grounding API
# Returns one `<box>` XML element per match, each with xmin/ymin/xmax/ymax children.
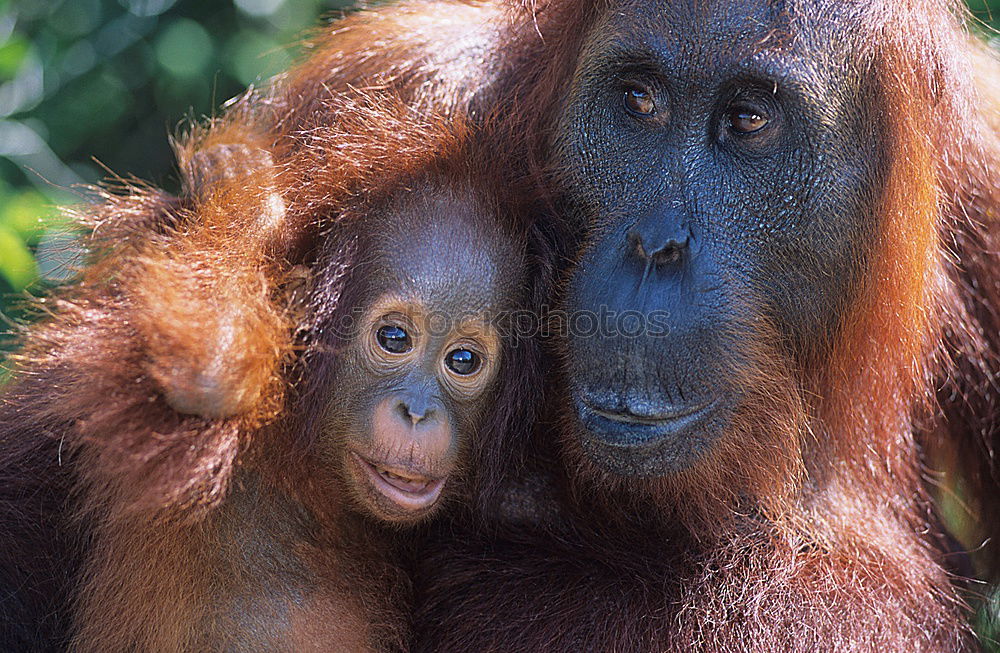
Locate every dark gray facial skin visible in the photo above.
<box><xmin>555</xmin><ymin>0</ymin><xmax>886</xmax><ymax>475</ymax></box>
<box><xmin>321</xmin><ymin>185</ymin><xmax>522</xmax><ymax>523</ymax></box>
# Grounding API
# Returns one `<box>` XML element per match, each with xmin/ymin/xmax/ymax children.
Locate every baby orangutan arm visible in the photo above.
<box><xmin>145</xmin><ymin>126</ymin><xmax>294</xmax><ymax>420</ymax></box>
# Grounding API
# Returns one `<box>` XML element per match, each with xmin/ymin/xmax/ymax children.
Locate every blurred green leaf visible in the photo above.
<box><xmin>155</xmin><ymin>18</ymin><xmax>213</xmax><ymax>78</ymax></box>
<box><xmin>121</xmin><ymin>0</ymin><xmax>180</xmax><ymax>18</ymax></box>
<box><xmin>225</xmin><ymin>29</ymin><xmax>292</xmax><ymax>85</ymax></box>
<box><xmin>49</xmin><ymin>0</ymin><xmax>102</xmax><ymax>38</ymax></box>
<box><xmin>968</xmin><ymin>0</ymin><xmax>1000</xmax><ymax>27</ymax></box>
<box><xmin>0</xmin><ymin>35</ymin><xmax>29</xmax><ymax>79</ymax></box>
<box><xmin>42</xmin><ymin>71</ymin><xmax>130</xmax><ymax>155</ymax></box>
<box><xmin>0</xmin><ymin>224</ymin><xmax>38</xmax><ymax>290</ymax></box>
<box><xmin>1</xmin><ymin>190</ymin><xmax>55</xmax><ymax>244</ymax></box>
<box><xmin>979</xmin><ymin>588</ymin><xmax>1000</xmax><ymax>653</ymax></box>
<box><xmin>234</xmin><ymin>0</ymin><xmax>286</xmax><ymax>18</ymax></box>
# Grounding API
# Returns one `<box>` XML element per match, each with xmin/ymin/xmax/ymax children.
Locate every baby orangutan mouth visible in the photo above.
<box><xmin>352</xmin><ymin>452</ymin><xmax>447</xmax><ymax>515</ymax></box>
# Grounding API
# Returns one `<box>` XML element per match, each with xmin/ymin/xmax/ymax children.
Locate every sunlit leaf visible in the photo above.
<box><xmin>0</xmin><ymin>35</ymin><xmax>29</xmax><ymax>80</ymax></box>
<box><xmin>0</xmin><ymin>225</ymin><xmax>38</xmax><ymax>291</ymax></box>
<box><xmin>1</xmin><ymin>190</ymin><xmax>53</xmax><ymax>245</ymax></box>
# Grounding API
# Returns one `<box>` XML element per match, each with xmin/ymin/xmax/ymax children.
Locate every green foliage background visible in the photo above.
<box><xmin>0</xmin><ymin>0</ymin><xmax>997</xmax><ymax>646</ymax></box>
<box><xmin>0</xmin><ymin>0</ymin><xmax>352</xmax><ymax>349</ymax></box>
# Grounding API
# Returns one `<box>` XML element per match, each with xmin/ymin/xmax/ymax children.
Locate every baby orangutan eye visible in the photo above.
<box><xmin>445</xmin><ymin>348</ymin><xmax>481</xmax><ymax>375</ymax></box>
<box><xmin>376</xmin><ymin>325</ymin><xmax>411</xmax><ymax>354</ymax></box>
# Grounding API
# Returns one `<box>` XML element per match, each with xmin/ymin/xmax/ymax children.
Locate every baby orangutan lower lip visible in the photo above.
<box><xmin>352</xmin><ymin>453</ymin><xmax>446</xmax><ymax>512</ymax></box>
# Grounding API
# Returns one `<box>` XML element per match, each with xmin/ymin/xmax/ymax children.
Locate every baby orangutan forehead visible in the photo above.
<box><xmin>371</xmin><ymin>187</ymin><xmax>521</xmax><ymax>315</ymax></box>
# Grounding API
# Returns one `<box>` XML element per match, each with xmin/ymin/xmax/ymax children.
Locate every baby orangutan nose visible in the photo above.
<box><xmin>352</xmin><ymin>394</ymin><xmax>454</xmax><ymax>522</ymax></box>
<box><xmin>396</xmin><ymin>394</ymin><xmax>435</xmax><ymax>426</ymax></box>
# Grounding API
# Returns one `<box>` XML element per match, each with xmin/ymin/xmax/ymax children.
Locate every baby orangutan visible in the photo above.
<box><xmin>324</xmin><ymin>190</ymin><xmax>519</xmax><ymax>525</ymax></box>
<box><xmin>51</xmin><ymin>122</ymin><xmax>528</xmax><ymax>650</ymax></box>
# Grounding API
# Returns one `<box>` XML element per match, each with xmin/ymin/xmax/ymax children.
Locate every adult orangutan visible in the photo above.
<box><xmin>410</xmin><ymin>0</ymin><xmax>1000</xmax><ymax>650</ymax></box>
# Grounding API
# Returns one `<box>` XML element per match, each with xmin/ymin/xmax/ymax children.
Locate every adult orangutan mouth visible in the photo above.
<box><xmin>584</xmin><ymin>401</ymin><xmax>715</xmax><ymax>426</ymax></box>
<box><xmin>577</xmin><ymin>398</ymin><xmax>719</xmax><ymax>447</ymax></box>
<box><xmin>352</xmin><ymin>453</ymin><xmax>446</xmax><ymax>512</ymax></box>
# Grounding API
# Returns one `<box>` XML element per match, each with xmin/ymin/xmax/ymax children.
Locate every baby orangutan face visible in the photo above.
<box><xmin>345</xmin><ymin>296</ymin><xmax>500</xmax><ymax>521</ymax></box>
<box><xmin>322</xmin><ymin>187</ymin><xmax>520</xmax><ymax>523</ymax></box>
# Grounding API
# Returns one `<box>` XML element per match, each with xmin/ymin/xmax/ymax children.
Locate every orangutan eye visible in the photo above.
<box><xmin>623</xmin><ymin>85</ymin><xmax>656</xmax><ymax>117</ymax></box>
<box><xmin>376</xmin><ymin>325</ymin><xmax>411</xmax><ymax>354</ymax></box>
<box><xmin>728</xmin><ymin>106</ymin><xmax>770</xmax><ymax>134</ymax></box>
<box><xmin>445</xmin><ymin>348</ymin><xmax>481</xmax><ymax>375</ymax></box>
